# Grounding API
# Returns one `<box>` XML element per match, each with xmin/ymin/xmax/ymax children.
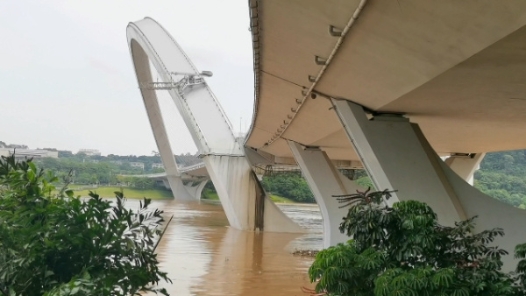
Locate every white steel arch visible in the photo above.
<box><xmin>126</xmin><ymin>17</ymin><xmax>302</xmax><ymax>232</ymax></box>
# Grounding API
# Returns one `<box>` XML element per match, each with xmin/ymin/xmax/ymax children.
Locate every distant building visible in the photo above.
<box><xmin>129</xmin><ymin>162</ymin><xmax>145</xmax><ymax>169</ymax></box>
<box><xmin>151</xmin><ymin>163</ymin><xmax>164</xmax><ymax>169</ymax></box>
<box><xmin>57</xmin><ymin>150</ymin><xmax>73</xmax><ymax>158</ymax></box>
<box><xmin>6</xmin><ymin>144</ymin><xmax>28</xmax><ymax>149</ymax></box>
<box><xmin>78</xmin><ymin>149</ymin><xmax>101</xmax><ymax>156</ymax></box>
<box><xmin>110</xmin><ymin>160</ymin><xmax>123</xmax><ymax>165</ymax></box>
<box><xmin>0</xmin><ymin>148</ymin><xmax>58</xmax><ymax>159</ymax></box>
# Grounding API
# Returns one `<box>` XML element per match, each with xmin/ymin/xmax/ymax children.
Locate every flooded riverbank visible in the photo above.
<box><xmin>133</xmin><ymin>199</ymin><xmax>323</xmax><ymax>295</ymax></box>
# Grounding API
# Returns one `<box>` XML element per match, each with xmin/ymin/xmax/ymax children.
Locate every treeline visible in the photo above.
<box><xmin>35</xmin><ymin>154</ymin><xmax>162</xmax><ymax>186</ymax></box>
<box><xmin>33</xmin><ymin>152</ymin><xmax>201</xmax><ymax>190</ymax></box>
<box><xmin>475</xmin><ymin>150</ymin><xmax>526</xmax><ymax>208</ymax></box>
<box><xmin>33</xmin><ymin>149</ymin><xmax>526</xmax><ymax>206</ymax></box>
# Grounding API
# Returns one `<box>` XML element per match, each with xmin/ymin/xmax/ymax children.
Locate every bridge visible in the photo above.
<box><xmin>127</xmin><ymin>18</ymin><xmax>302</xmax><ymax>233</ymax></box>
<box><xmin>126</xmin><ymin>1</ymin><xmax>526</xmax><ymax>270</ymax></box>
<box><xmin>126</xmin><ymin>152</ymin><xmax>362</xmax><ymax>200</ymax></box>
<box><xmin>243</xmin><ymin>0</ymin><xmax>526</xmax><ymax>270</ymax></box>
<box><xmin>120</xmin><ymin>159</ymin><xmax>209</xmax><ymax>200</ymax></box>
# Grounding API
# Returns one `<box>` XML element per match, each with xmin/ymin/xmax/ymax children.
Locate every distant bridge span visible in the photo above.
<box><xmin>119</xmin><ymin>161</ymin><xmax>209</xmax><ymax>200</ymax></box>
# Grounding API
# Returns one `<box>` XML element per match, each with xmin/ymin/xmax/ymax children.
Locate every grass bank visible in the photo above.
<box><xmin>269</xmin><ymin>194</ymin><xmax>296</xmax><ymax>203</ymax></box>
<box><xmin>73</xmin><ymin>186</ymin><xmax>173</xmax><ymax>200</ymax></box>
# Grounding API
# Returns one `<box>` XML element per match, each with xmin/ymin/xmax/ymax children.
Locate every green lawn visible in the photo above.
<box><xmin>73</xmin><ymin>186</ymin><xmax>173</xmax><ymax>200</ymax></box>
<box><xmin>269</xmin><ymin>194</ymin><xmax>295</xmax><ymax>203</ymax></box>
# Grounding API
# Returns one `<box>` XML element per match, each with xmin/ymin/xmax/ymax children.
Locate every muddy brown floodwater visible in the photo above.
<box><xmin>132</xmin><ymin>199</ymin><xmax>323</xmax><ymax>296</ymax></box>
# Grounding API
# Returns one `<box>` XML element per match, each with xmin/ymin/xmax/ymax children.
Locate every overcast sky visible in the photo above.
<box><xmin>0</xmin><ymin>0</ymin><xmax>254</xmax><ymax>156</ymax></box>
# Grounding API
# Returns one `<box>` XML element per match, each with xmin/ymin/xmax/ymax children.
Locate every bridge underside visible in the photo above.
<box><xmin>246</xmin><ymin>0</ymin><xmax>526</xmax><ymax>271</ymax></box>
<box><xmin>247</xmin><ymin>0</ymin><xmax>526</xmax><ymax>160</ymax></box>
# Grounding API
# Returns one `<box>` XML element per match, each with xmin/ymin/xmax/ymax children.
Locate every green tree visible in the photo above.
<box><xmin>474</xmin><ymin>150</ymin><xmax>526</xmax><ymax>208</ymax></box>
<box><xmin>261</xmin><ymin>173</ymin><xmax>315</xmax><ymax>203</ymax></box>
<box><xmin>308</xmin><ymin>189</ymin><xmax>524</xmax><ymax>296</ymax></box>
<box><xmin>0</xmin><ymin>155</ymin><xmax>170</xmax><ymax>295</ymax></box>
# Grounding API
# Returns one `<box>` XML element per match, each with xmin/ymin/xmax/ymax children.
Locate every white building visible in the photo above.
<box><xmin>0</xmin><ymin>148</ymin><xmax>58</xmax><ymax>159</ymax></box>
<box><xmin>129</xmin><ymin>162</ymin><xmax>145</xmax><ymax>169</ymax></box>
<box><xmin>78</xmin><ymin>149</ymin><xmax>101</xmax><ymax>156</ymax></box>
<box><xmin>151</xmin><ymin>163</ymin><xmax>164</xmax><ymax>169</ymax></box>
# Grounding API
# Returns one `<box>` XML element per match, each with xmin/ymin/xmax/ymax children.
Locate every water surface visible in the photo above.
<box><xmin>135</xmin><ymin>199</ymin><xmax>323</xmax><ymax>295</ymax></box>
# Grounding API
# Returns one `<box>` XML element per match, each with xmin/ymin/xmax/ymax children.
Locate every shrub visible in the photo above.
<box><xmin>308</xmin><ymin>188</ymin><xmax>525</xmax><ymax>296</ymax></box>
<box><xmin>0</xmin><ymin>155</ymin><xmax>170</xmax><ymax>295</ymax></box>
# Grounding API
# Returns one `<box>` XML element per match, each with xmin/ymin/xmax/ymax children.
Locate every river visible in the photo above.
<box><xmin>131</xmin><ymin>199</ymin><xmax>323</xmax><ymax>295</ymax></box>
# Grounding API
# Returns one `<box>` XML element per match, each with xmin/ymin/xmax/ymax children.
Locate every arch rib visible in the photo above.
<box><xmin>126</xmin><ymin>17</ymin><xmax>303</xmax><ymax>233</ymax></box>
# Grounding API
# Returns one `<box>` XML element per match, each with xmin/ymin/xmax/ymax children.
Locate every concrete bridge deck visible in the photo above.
<box><xmin>244</xmin><ymin>0</ymin><xmax>526</xmax><ymax>271</ymax></box>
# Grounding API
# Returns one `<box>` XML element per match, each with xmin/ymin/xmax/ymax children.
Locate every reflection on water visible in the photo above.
<box><xmin>127</xmin><ymin>199</ymin><xmax>322</xmax><ymax>295</ymax></box>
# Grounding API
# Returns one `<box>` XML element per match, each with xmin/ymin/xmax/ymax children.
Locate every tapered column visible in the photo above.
<box><xmin>445</xmin><ymin>153</ymin><xmax>485</xmax><ymax>185</ymax></box>
<box><xmin>183</xmin><ymin>180</ymin><xmax>208</xmax><ymax>200</ymax></box>
<box><xmin>332</xmin><ymin>99</ymin><xmax>526</xmax><ymax>271</ymax></box>
<box><xmin>203</xmin><ymin>155</ymin><xmax>304</xmax><ymax>233</ymax></box>
<box><xmin>166</xmin><ymin>176</ymin><xmax>194</xmax><ymax>200</ymax></box>
<box><xmin>288</xmin><ymin>141</ymin><xmax>363</xmax><ymax>247</ymax></box>
<box><xmin>332</xmin><ymin>99</ymin><xmax>467</xmax><ymax>226</ymax></box>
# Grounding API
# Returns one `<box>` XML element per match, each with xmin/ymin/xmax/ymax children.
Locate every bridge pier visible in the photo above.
<box><xmin>288</xmin><ymin>141</ymin><xmax>362</xmax><ymax>247</ymax></box>
<box><xmin>332</xmin><ymin>99</ymin><xmax>526</xmax><ymax>270</ymax></box>
<box><xmin>184</xmin><ymin>180</ymin><xmax>208</xmax><ymax>201</ymax></box>
<box><xmin>445</xmin><ymin>153</ymin><xmax>485</xmax><ymax>185</ymax></box>
<box><xmin>203</xmin><ymin>155</ymin><xmax>304</xmax><ymax>232</ymax></box>
<box><xmin>164</xmin><ymin>175</ymin><xmax>195</xmax><ymax>201</ymax></box>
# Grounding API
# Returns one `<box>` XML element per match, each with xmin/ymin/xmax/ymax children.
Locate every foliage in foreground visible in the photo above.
<box><xmin>0</xmin><ymin>155</ymin><xmax>170</xmax><ymax>295</ymax></box>
<box><xmin>308</xmin><ymin>189</ymin><xmax>526</xmax><ymax>296</ymax></box>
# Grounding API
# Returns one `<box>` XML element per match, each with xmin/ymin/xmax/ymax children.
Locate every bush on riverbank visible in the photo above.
<box><xmin>0</xmin><ymin>155</ymin><xmax>170</xmax><ymax>295</ymax></box>
<box><xmin>308</xmin><ymin>188</ymin><xmax>526</xmax><ymax>296</ymax></box>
